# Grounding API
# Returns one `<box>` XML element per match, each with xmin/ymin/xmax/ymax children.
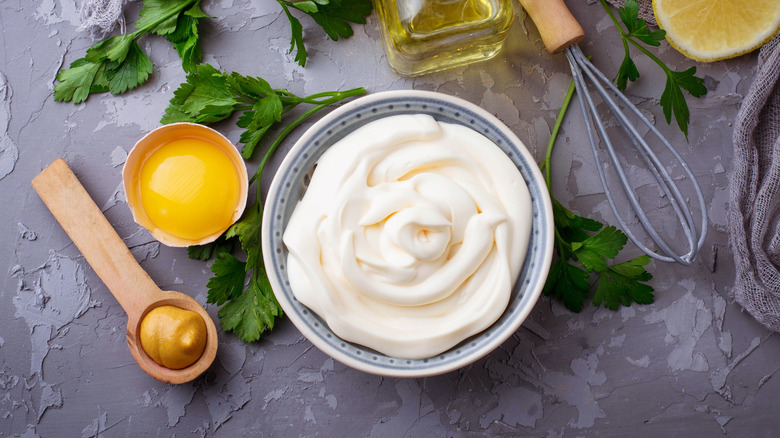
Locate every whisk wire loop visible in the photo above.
<box><xmin>563</xmin><ymin>45</ymin><xmax>707</xmax><ymax>265</ymax></box>
<box><xmin>570</xmin><ymin>47</ymin><xmax>705</xmax><ymax>242</ymax></box>
<box><xmin>569</xmin><ymin>48</ymin><xmax>696</xmax><ymax>262</ymax></box>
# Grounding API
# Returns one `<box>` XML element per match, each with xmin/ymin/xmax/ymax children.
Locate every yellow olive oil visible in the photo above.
<box><xmin>374</xmin><ymin>0</ymin><xmax>514</xmax><ymax>76</ymax></box>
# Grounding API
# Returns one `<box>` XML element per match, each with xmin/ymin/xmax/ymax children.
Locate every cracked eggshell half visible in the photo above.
<box><xmin>123</xmin><ymin>123</ymin><xmax>248</xmax><ymax>247</ymax></box>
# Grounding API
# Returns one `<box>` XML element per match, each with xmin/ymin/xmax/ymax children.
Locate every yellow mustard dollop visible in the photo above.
<box><xmin>139</xmin><ymin>305</ymin><xmax>208</xmax><ymax>369</ymax></box>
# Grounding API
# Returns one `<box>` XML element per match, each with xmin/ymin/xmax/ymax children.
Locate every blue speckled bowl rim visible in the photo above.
<box><xmin>262</xmin><ymin>90</ymin><xmax>554</xmax><ymax>378</ymax></box>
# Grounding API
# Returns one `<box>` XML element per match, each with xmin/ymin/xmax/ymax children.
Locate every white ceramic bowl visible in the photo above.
<box><xmin>262</xmin><ymin>90</ymin><xmax>554</xmax><ymax>377</ymax></box>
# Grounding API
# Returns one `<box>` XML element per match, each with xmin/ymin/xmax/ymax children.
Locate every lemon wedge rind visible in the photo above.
<box><xmin>653</xmin><ymin>0</ymin><xmax>780</xmax><ymax>62</ymax></box>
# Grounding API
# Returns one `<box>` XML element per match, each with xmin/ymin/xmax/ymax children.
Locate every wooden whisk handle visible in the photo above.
<box><xmin>518</xmin><ymin>0</ymin><xmax>585</xmax><ymax>54</ymax></box>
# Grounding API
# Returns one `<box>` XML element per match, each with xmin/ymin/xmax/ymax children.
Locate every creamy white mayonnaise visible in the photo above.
<box><xmin>283</xmin><ymin>114</ymin><xmax>531</xmax><ymax>359</ymax></box>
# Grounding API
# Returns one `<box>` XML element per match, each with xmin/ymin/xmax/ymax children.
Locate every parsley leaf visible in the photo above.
<box><xmin>615</xmin><ymin>56</ymin><xmax>639</xmax><ymax>92</ymax></box>
<box><xmin>553</xmin><ymin>199</ymin><xmax>601</xmax><ymax>258</ymax></box>
<box><xmin>277</xmin><ymin>0</ymin><xmax>373</xmax><ymax>66</ymax></box>
<box><xmin>163</xmin><ymin>63</ymin><xmax>365</xmax><ymax>159</ymax></box>
<box><xmin>178</xmin><ymin>64</ymin><xmax>238</xmax><ymax>116</ymax></box>
<box><xmin>601</xmin><ymin>0</ymin><xmax>706</xmax><ymax>139</ymax></box>
<box><xmin>168</xmin><ymin>64</ymin><xmax>366</xmax><ymax>341</ymax></box>
<box><xmin>188</xmin><ymin>235</ymin><xmax>234</xmax><ymax>261</ymax></box>
<box><xmin>541</xmin><ymin>80</ymin><xmax>654</xmax><ymax>312</ymax></box>
<box><xmin>593</xmin><ymin>255</ymin><xmax>654</xmax><ymax>310</ymax></box>
<box><xmin>206</xmin><ymin>253</ymin><xmax>247</xmax><ymax>305</ymax></box>
<box><xmin>216</xmin><ymin>201</ymin><xmax>283</xmax><ymax>341</ymax></box>
<box><xmin>218</xmin><ymin>271</ymin><xmax>282</xmax><ymax>342</ymax></box>
<box><xmin>227</xmin><ymin>201</ymin><xmax>263</xmax><ymax>272</ymax></box>
<box><xmin>86</xmin><ymin>35</ymin><xmax>135</xmax><ymax>63</ymax></box>
<box><xmin>571</xmin><ymin>226</ymin><xmax>627</xmax><ymax>273</ymax></box>
<box><xmin>660</xmin><ymin>67</ymin><xmax>708</xmax><ymax>139</ymax></box>
<box><xmin>53</xmin><ymin>59</ymin><xmax>104</xmax><ymax>103</ymax></box>
<box><xmin>136</xmin><ymin>0</ymin><xmax>190</xmax><ymax>35</ymax></box>
<box><xmin>104</xmin><ymin>42</ymin><xmax>153</xmax><ymax>94</ymax></box>
<box><xmin>542</xmin><ymin>260</ymin><xmax>590</xmax><ymax>312</ymax></box>
<box><xmin>279</xmin><ymin>3</ymin><xmax>308</xmax><ymax>66</ymax></box>
<box><xmin>166</xmin><ymin>4</ymin><xmax>210</xmax><ymax>72</ymax></box>
<box><xmin>618</xmin><ymin>1</ymin><xmax>665</xmax><ymax>46</ymax></box>
<box><xmin>54</xmin><ymin>0</ymin><xmax>206</xmax><ymax>103</ymax></box>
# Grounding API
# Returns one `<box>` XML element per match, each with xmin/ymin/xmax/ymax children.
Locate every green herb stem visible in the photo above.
<box><xmin>543</xmin><ymin>79</ymin><xmax>576</xmax><ymax>258</ymax></box>
<box><xmin>541</xmin><ymin>72</ymin><xmax>654</xmax><ymax>311</ymax></box>
<box><xmin>554</xmin><ymin>227</ymin><xmax>569</xmax><ymax>260</ymax></box>
<box><xmin>625</xmin><ymin>37</ymin><xmax>672</xmax><ymax>74</ymax></box>
<box><xmin>281</xmin><ymin>90</ymin><xmax>351</xmax><ymax>105</ymax></box>
<box><xmin>599</xmin><ymin>0</ymin><xmax>669</xmax><ymax>74</ymax></box>
<box><xmin>252</xmin><ymin>87</ymin><xmax>367</xmax><ymax>182</ymax></box>
<box><xmin>600</xmin><ymin>0</ymin><xmax>624</xmax><ymax>35</ymax></box>
<box><xmin>598</xmin><ymin>0</ymin><xmax>705</xmax><ymax>138</ymax></box>
<box><xmin>542</xmin><ymin>79</ymin><xmax>577</xmax><ymax>192</ymax></box>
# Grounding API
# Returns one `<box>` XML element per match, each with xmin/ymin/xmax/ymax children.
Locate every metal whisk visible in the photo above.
<box><xmin>519</xmin><ymin>0</ymin><xmax>707</xmax><ymax>265</ymax></box>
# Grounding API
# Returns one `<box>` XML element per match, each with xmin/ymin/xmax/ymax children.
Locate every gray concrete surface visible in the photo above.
<box><xmin>1</xmin><ymin>1</ymin><xmax>778</xmax><ymax>436</ymax></box>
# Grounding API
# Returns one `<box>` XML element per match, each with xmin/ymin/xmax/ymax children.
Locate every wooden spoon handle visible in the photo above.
<box><xmin>518</xmin><ymin>0</ymin><xmax>585</xmax><ymax>53</ymax></box>
<box><xmin>32</xmin><ymin>159</ymin><xmax>157</xmax><ymax>317</ymax></box>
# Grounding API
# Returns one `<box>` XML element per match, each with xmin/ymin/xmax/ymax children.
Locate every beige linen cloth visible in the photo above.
<box><xmin>729</xmin><ymin>35</ymin><xmax>780</xmax><ymax>331</ymax></box>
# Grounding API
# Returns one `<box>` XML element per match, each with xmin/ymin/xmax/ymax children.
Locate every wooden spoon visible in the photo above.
<box><xmin>32</xmin><ymin>158</ymin><xmax>218</xmax><ymax>384</ymax></box>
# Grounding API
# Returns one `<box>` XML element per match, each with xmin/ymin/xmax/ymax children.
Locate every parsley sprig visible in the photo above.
<box><xmin>54</xmin><ymin>0</ymin><xmax>207</xmax><ymax>103</ymax></box>
<box><xmin>541</xmin><ymin>80</ymin><xmax>654</xmax><ymax>312</ymax></box>
<box><xmin>277</xmin><ymin>0</ymin><xmax>373</xmax><ymax>66</ymax></box>
<box><xmin>600</xmin><ymin>0</ymin><xmax>707</xmax><ymax>140</ymax></box>
<box><xmin>164</xmin><ymin>64</ymin><xmax>366</xmax><ymax>341</ymax></box>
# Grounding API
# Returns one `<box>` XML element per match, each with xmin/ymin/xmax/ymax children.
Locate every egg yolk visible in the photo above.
<box><xmin>138</xmin><ymin>137</ymin><xmax>241</xmax><ymax>241</ymax></box>
<box><xmin>139</xmin><ymin>305</ymin><xmax>208</xmax><ymax>370</ymax></box>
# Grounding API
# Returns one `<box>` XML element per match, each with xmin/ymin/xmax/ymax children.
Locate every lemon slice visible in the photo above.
<box><xmin>653</xmin><ymin>0</ymin><xmax>780</xmax><ymax>62</ymax></box>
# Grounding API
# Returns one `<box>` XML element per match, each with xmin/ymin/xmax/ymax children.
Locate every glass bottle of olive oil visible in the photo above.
<box><xmin>374</xmin><ymin>0</ymin><xmax>514</xmax><ymax>76</ymax></box>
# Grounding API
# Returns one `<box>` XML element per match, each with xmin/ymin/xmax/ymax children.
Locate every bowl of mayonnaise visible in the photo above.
<box><xmin>262</xmin><ymin>90</ymin><xmax>554</xmax><ymax>377</ymax></box>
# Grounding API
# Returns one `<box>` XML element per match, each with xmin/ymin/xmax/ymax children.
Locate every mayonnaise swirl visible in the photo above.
<box><xmin>284</xmin><ymin>114</ymin><xmax>531</xmax><ymax>359</ymax></box>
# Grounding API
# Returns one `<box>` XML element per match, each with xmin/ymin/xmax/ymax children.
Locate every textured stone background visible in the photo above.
<box><xmin>1</xmin><ymin>1</ymin><xmax>778</xmax><ymax>437</ymax></box>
